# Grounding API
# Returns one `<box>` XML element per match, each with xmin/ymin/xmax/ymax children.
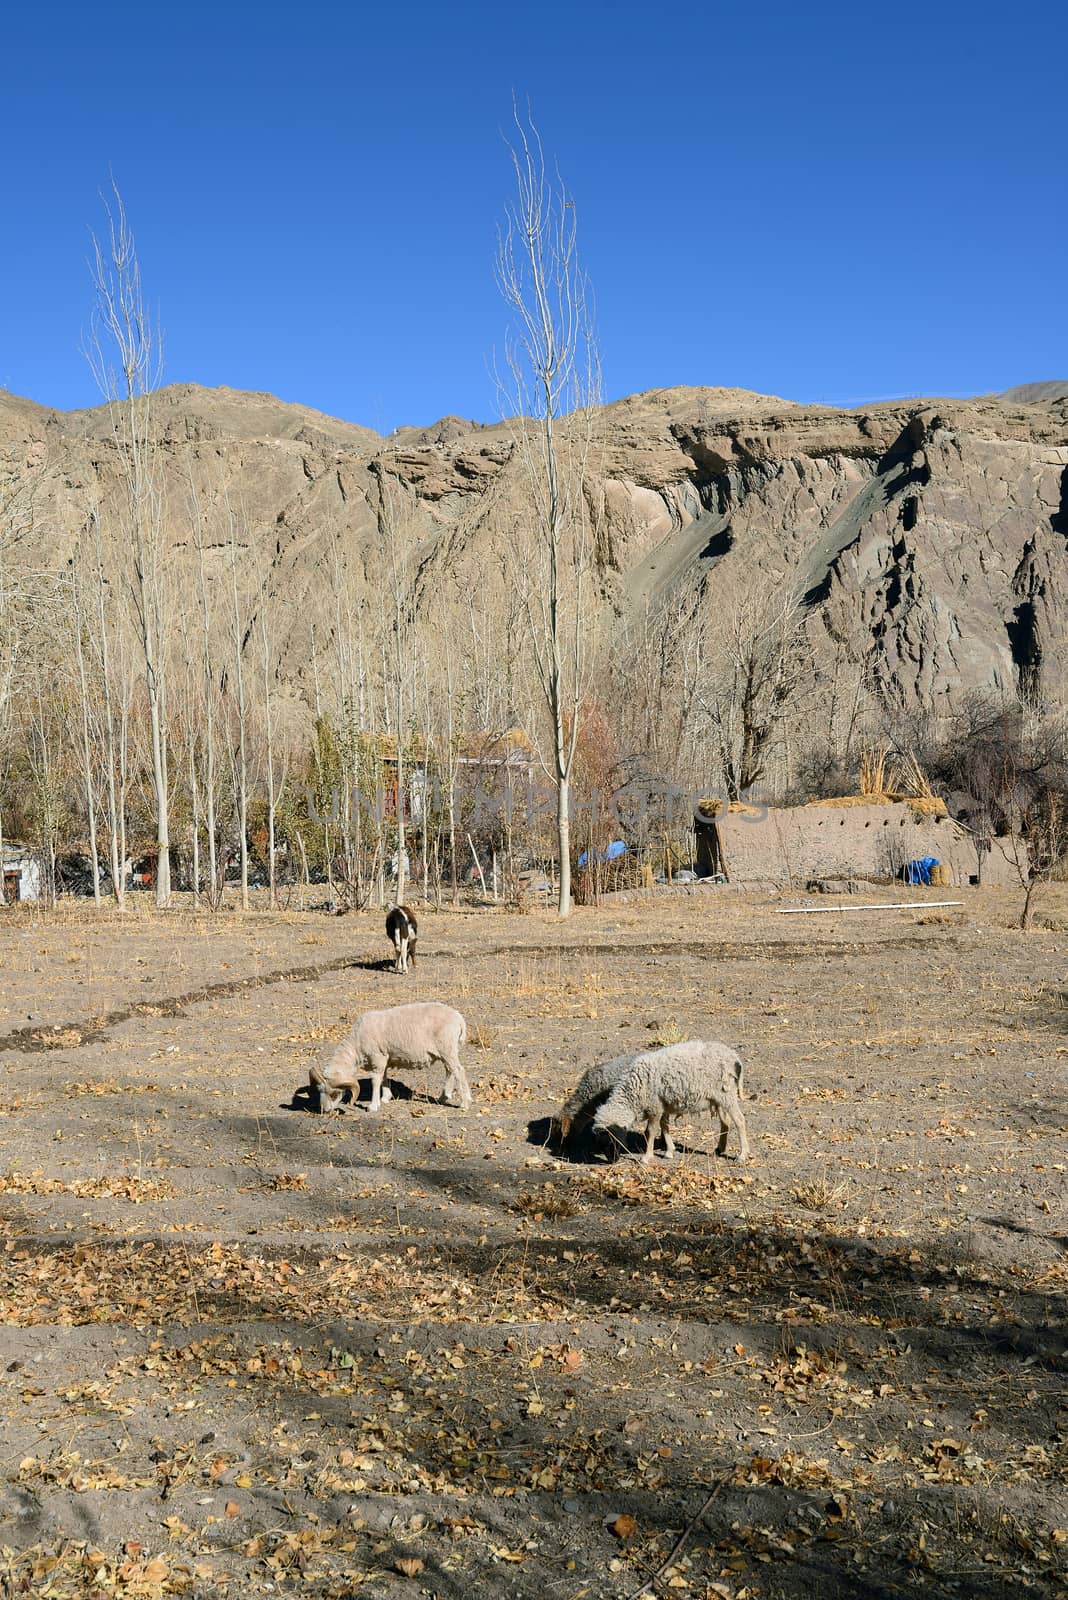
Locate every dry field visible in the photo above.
<box><xmin>0</xmin><ymin>887</ymin><xmax>1065</xmax><ymax>1600</ymax></box>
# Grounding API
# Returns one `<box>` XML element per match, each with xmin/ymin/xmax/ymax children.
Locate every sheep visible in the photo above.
<box><xmin>591</xmin><ymin>1040</ymin><xmax>750</xmax><ymax>1165</ymax></box>
<box><xmin>309</xmin><ymin>1001</ymin><xmax>471</xmax><ymax>1114</ymax></box>
<box><xmin>554</xmin><ymin>1053</ymin><xmax>638</xmax><ymax>1145</ymax></box>
<box><xmin>385</xmin><ymin>904</ymin><xmax>418</xmax><ymax>974</ymax></box>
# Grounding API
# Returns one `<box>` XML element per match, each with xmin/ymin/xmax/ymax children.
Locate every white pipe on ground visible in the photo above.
<box><xmin>778</xmin><ymin>901</ymin><xmax>963</xmax><ymax>914</ymax></box>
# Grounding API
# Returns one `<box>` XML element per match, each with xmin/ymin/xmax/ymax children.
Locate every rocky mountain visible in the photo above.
<box><xmin>2</xmin><ymin>380</ymin><xmax>1066</xmax><ymax>721</ymax></box>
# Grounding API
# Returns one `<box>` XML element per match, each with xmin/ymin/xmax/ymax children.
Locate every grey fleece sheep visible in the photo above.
<box><xmin>554</xmin><ymin>1053</ymin><xmax>638</xmax><ymax>1143</ymax></box>
<box><xmin>309</xmin><ymin>1001</ymin><xmax>472</xmax><ymax>1114</ymax></box>
<box><xmin>591</xmin><ymin>1040</ymin><xmax>750</xmax><ymax>1164</ymax></box>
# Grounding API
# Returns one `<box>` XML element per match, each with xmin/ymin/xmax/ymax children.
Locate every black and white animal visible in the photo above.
<box><xmin>591</xmin><ymin>1040</ymin><xmax>750</xmax><ymax>1164</ymax></box>
<box><xmin>309</xmin><ymin>1001</ymin><xmax>472</xmax><ymax>1114</ymax></box>
<box><xmin>385</xmin><ymin>904</ymin><xmax>418</xmax><ymax>974</ymax></box>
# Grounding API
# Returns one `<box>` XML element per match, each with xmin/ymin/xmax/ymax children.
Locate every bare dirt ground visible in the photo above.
<box><xmin>0</xmin><ymin>887</ymin><xmax>1065</xmax><ymax>1599</ymax></box>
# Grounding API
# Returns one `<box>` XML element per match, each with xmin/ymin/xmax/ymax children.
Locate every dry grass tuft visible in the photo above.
<box><xmin>511</xmin><ymin>1182</ymin><xmax>586</xmax><ymax>1220</ymax></box>
<box><xmin>268</xmin><ymin>1172</ymin><xmax>308</xmax><ymax>1191</ymax></box>
<box><xmin>790</xmin><ymin>1171</ymin><xmax>848</xmax><ymax>1212</ymax></box>
<box><xmin>646</xmin><ymin>1017</ymin><xmax>684</xmax><ymax>1048</ymax></box>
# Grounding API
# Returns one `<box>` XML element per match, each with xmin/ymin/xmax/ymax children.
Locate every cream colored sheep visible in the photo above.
<box><xmin>310</xmin><ymin>1001</ymin><xmax>471</xmax><ymax>1114</ymax></box>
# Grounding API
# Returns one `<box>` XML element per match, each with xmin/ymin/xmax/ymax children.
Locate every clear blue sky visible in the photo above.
<box><xmin>3</xmin><ymin>0</ymin><xmax>1065</xmax><ymax>432</ymax></box>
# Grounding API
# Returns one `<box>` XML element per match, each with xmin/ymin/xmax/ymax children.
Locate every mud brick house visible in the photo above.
<box><xmin>694</xmin><ymin>799</ymin><xmax>1024</xmax><ymax>888</ymax></box>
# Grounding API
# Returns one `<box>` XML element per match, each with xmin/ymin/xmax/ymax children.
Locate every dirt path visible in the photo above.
<box><xmin>0</xmin><ymin>891</ymin><xmax>1065</xmax><ymax>1598</ymax></box>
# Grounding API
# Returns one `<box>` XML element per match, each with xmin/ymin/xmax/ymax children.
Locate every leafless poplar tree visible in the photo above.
<box><xmin>495</xmin><ymin>105</ymin><xmax>602</xmax><ymax>917</ymax></box>
<box><xmin>374</xmin><ymin>461</ymin><xmax>416</xmax><ymax>905</ymax></box>
<box><xmin>88</xmin><ymin>504</ymin><xmax>130</xmax><ymax>905</ymax></box>
<box><xmin>192</xmin><ymin>478</ymin><xmax>221</xmax><ymax>906</ymax></box>
<box><xmin>69</xmin><ymin>556</ymin><xmax>102</xmax><ymax>903</ymax></box>
<box><xmin>227</xmin><ymin>504</ymin><xmax>251</xmax><ymax>911</ymax></box>
<box><xmin>85</xmin><ymin>180</ymin><xmax>172</xmax><ymax>906</ymax></box>
<box><xmin>258</xmin><ymin>589</ymin><xmax>291</xmax><ymax>910</ymax></box>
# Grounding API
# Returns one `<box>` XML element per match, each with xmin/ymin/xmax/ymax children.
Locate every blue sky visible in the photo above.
<box><xmin>2</xmin><ymin>0</ymin><xmax>1065</xmax><ymax>432</ymax></box>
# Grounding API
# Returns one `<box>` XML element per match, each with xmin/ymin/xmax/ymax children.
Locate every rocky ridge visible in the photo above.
<box><xmin>2</xmin><ymin>380</ymin><xmax>1066</xmax><ymax>718</ymax></box>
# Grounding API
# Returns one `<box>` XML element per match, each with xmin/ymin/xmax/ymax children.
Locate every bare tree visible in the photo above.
<box><xmin>69</xmin><ymin>556</ymin><xmax>102</xmax><ymax>904</ymax></box>
<box><xmin>695</xmin><ymin>578</ymin><xmax>806</xmax><ymax>801</ymax></box>
<box><xmin>85</xmin><ymin>180</ymin><xmax>172</xmax><ymax>906</ymax></box>
<box><xmin>226</xmin><ymin>504</ymin><xmax>251</xmax><ymax>911</ymax></box>
<box><xmin>191</xmin><ymin>478</ymin><xmax>221</xmax><ymax>907</ymax></box>
<box><xmin>87</xmin><ymin>503</ymin><xmax>130</xmax><ymax>905</ymax></box>
<box><xmin>258</xmin><ymin>588</ymin><xmax>291</xmax><ymax>911</ymax></box>
<box><xmin>495</xmin><ymin>105</ymin><xmax>602</xmax><ymax>917</ymax></box>
<box><xmin>374</xmin><ymin>461</ymin><xmax>417</xmax><ymax>906</ymax></box>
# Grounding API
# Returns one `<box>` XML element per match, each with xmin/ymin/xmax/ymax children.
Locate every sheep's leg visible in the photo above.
<box><xmin>641</xmin><ymin>1117</ymin><xmax>658</xmax><ymax>1164</ymax></box>
<box><xmin>441</xmin><ymin>1049</ymin><xmax>473</xmax><ymax>1111</ymax></box>
<box><xmin>660</xmin><ymin>1112</ymin><xmax>676</xmax><ymax>1160</ymax></box>
<box><xmin>366</xmin><ymin>1054</ymin><xmax>389</xmax><ymax>1113</ymax></box>
<box><xmin>715</xmin><ymin>1092</ymin><xmax>750</xmax><ymax>1163</ymax></box>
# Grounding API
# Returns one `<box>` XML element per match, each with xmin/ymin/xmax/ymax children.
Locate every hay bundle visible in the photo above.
<box><xmin>808</xmin><ymin>745</ymin><xmax>946</xmax><ymax>819</ymax></box>
<box><xmin>805</xmin><ymin>793</ymin><xmax>948</xmax><ymax>817</ymax></box>
<box><xmin>697</xmin><ymin>797</ymin><xmax>762</xmax><ymax>818</ymax></box>
<box><xmin>930</xmin><ymin>862</ymin><xmax>952</xmax><ymax>888</ymax></box>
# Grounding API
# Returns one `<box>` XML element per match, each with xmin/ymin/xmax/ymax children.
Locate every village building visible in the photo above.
<box><xmin>694</xmin><ymin>798</ymin><xmax>1025</xmax><ymax>889</ymax></box>
<box><xmin>1</xmin><ymin>847</ymin><xmax>42</xmax><ymax>902</ymax></box>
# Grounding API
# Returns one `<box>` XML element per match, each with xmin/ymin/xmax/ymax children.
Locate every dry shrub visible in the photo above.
<box><xmin>790</xmin><ymin>1171</ymin><xmax>847</xmax><ymax>1212</ymax></box>
<box><xmin>646</xmin><ymin>1017</ymin><xmax>683</xmax><ymax>1047</ymax></box>
<box><xmin>511</xmin><ymin>1182</ymin><xmax>585</xmax><ymax>1220</ymax></box>
<box><xmin>269</xmin><ymin>1172</ymin><xmax>308</xmax><ymax>1191</ymax></box>
<box><xmin>468</xmin><ymin>1022</ymin><xmax>495</xmax><ymax>1051</ymax></box>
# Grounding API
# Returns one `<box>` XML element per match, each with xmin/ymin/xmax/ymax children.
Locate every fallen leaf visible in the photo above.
<box><xmin>611</xmin><ymin>1514</ymin><xmax>638</xmax><ymax>1541</ymax></box>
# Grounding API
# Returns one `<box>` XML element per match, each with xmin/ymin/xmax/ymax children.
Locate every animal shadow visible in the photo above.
<box><xmin>287</xmin><ymin>1078</ymin><xmax>416</xmax><ymax>1114</ymax></box>
<box><xmin>525</xmin><ymin>1114</ymin><xmax>649</xmax><ymax>1165</ymax></box>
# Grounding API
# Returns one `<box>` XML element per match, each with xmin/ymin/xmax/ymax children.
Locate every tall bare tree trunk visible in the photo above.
<box><xmin>228</xmin><ymin>509</ymin><xmax>249</xmax><ymax>912</ymax></box>
<box><xmin>90</xmin><ymin>508</ymin><xmax>126</xmax><ymax>907</ymax></box>
<box><xmin>193</xmin><ymin>500</ymin><xmax>219</xmax><ymax>907</ymax></box>
<box><xmin>260</xmin><ymin>603</ymin><xmax>279</xmax><ymax>911</ymax></box>
<box><xmin>496</xmin><ymin>105</ymin><xmax>601</xmax><ymax>918</ymax></box>
<box><xmin>86</xmin><ymin>182</ymin><xmax>171</xmax><ymax>907</ymax></box>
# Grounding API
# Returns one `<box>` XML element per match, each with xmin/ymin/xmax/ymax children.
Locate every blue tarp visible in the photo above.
<box><xmin>578</xmin><ymin>839</ymin><xmax>627</xmax><ymax>868</ymax></box>
<box><xmin>903</xmin><ymin>856</ymin><xmax>939</xmax><ymax>885</ymax></box>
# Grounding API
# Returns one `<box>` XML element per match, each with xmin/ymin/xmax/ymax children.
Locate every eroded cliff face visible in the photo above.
<box><xmin>2</xmin><ymin>381</ymin><xmax>1066</xmax><ymax>716</ymax></box>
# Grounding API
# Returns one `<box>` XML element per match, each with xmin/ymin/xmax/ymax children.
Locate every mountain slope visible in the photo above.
<box><xmin>2</xmin><ymin>381</ymin><xmax>1066</xmax><ymax>719</ymax></box>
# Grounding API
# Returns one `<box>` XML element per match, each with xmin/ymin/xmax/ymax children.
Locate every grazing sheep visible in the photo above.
<box><xmin>554</xmin><ymin>1053</ymin><xmax>638</xmax><ymax>1144</ymax></box>
<box><xmin>385</xmin><ymin>904</ymin><xmax>418</xmax><ymax>973</ymax></box>
<box><xmin>591</xmin><ymin>1040</ymin><xmax>750</xmax><ymax>1165</ymax></box>
<box><xmin>310</xmin><ymin>1001</ymin><xmax>471</xmax><ymax>1114</ymax></box>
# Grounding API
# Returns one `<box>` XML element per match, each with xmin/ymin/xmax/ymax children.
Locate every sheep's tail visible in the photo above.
<box><xmin>457</xmin><ymin>1013</ymin><xmax>467</xmax><ymax>1049</ymax></box>
<box><xmin>733</xmin><ymin>1055</ymin><xmax>745</xmax><ymax>1097</ymax></box>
